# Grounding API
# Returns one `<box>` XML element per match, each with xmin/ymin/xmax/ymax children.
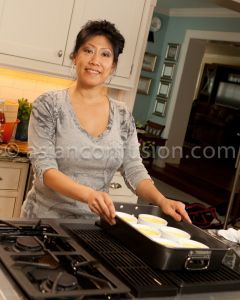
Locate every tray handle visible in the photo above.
<box><xmin>184</xmin><ymin>252</ymin><xmax>211</xmax><ymax>270</ymax></box>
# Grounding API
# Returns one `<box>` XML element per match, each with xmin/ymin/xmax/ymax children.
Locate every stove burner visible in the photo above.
<box><xmin>30</xmin><ymin>269</ymin><xmax>48</xmax><ymax>281</ymax></box>
<box><xmin>40</xmin><ymin>271</ymin><xmax>78</xmax><ymax>293</ymax></box>
<box><xmin>14</xmin><ymin>237</ymin><xmax>42</xmax><ymax>252</ymax></box>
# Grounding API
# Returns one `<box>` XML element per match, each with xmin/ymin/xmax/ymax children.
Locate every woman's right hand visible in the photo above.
<box><xmin>43</xmin><ymin>169</ymin><xmax>116</xmax><ymax>223</ymax></box>
<box><xmin>86</xmin><ymin>190</ymin><xmax>116</xmax><ymax>225</ymax></box>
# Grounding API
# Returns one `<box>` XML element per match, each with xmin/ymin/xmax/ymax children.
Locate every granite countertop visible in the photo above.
<box><xmin>0</xmin><ymin>139</ymin><xmax>29</xmax><ymax>162</ymax></box>
<box><xmin>0</xmin><ymin>139</ymin><xmax>28</xmax><ymax>154</ymax></box>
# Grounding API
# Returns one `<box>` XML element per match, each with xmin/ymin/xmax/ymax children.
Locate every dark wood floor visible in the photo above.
<box><xmin>148</xmin><ymin>157</ymin><xmax>239</xmax><ymax>217</ymax></box>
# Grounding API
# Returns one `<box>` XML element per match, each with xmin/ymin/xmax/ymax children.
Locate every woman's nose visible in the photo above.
<box><xmin>89</xmin><ymin>53</ymin><xmax>100</xmax><ymax>65</ymax></box>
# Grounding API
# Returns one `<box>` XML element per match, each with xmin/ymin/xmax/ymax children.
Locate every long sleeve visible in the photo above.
<box><xmin>28</xmin><ymin>93</ymin><xmax>58</xmax><ymax>184</ymax></box>
<box><xmin>120</xmin><ymin>109</ymin><xmax>151</xmax><ymax>191</ymax></box>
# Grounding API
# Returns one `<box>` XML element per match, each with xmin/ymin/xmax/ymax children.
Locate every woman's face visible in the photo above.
<box><xmin>74</xmin><ymin>35</ymin><xmax>115</xmax><ymax>88</ymax></box>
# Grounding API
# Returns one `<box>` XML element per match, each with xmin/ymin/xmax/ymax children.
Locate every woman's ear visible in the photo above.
<box><xmin>111</xmin><ymin>63</ymin><xmax>116</xmax><ymax>75</ymax></box>
<box><xmin>70</xmin><ymin>52</ymin><xmax>76</xmax><ymax>65</ymax></box>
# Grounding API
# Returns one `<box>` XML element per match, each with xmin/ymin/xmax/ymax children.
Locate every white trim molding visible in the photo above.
<box><xmin>213</xmin><ymin>0</ymin><xmax>240</xmax><ymax>13</ymax></box>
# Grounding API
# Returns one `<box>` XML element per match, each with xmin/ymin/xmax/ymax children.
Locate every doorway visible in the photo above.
<box><xmin>184</xmin><ymin>62</ymin><xmax>240</xmax><ymax>165</ymax></box>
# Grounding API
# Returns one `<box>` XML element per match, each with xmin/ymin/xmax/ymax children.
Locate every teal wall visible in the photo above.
<box><xmin>132</xmin><ymin>13</ymin><xmax>169</xmax><ymax>126</ymax></box>
<box><xmin>132</xmin><ymin>13</ymin><xmax>240</xmax><ymax>127</ymax></box>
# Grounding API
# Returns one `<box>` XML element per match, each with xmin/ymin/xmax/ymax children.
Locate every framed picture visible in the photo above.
<box><xmin>142</xmin><ymin>52</ymin><xmax>157</xmax><ymax>72</ymax></box>
<box><xmin>153</xmin><ymin>98</ymin><xmax>167</xmax><ymax>116</ymax></box>
<box><xmin>165</xmin><ymin>43</ymin><xmax>180</xmax><ymax>62</ymax></box>
<box><xmin>161</xmin><ymin>62</ymin><xmax>175</xmax><ymax>80</ymax></box>
<box><xmin>137</xmin><ymin>76</ymin><xmax>152</xmax><ymax>95</ymax></box>
<box><xmin>157</xmin><ymin>80</ymin><xmax>172</xmax><ymax>99</ymax></box>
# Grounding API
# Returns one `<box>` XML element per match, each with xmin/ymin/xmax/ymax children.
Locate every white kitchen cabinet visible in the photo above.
<box><xmin>0</xmin><ymin>0</ymin><xmax>74</xmax><ymax>64</ymax></box>
<box><xmin>64</xmin><ymin>0</ymin><xmax>145</xmax><ymax>80</ymax></box>
<box><xmin>0</xmin><ymin>160</ymin><xmax>29</xmax><ymax>218</ymax></box>
<box><xmin>0</xmin><ymin>196</ymin><xmax>16</xmax><ymax>218</ymax></box>
<box><xmin>109</xmin><ymin>172</ymin><xmax>138</xmax><ymax>204</ymax></box>
<box><xmin>0</xmin><ymin>0</ymin><xmax>156</xmax><ymax>91</ymax></box>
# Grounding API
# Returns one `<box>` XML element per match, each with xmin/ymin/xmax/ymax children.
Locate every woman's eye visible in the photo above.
<box><xmin>102</xmin><ymin>51</ymin><xmax>112</xmax><ymax>58</ymax></box>
<box><xmin>83</xmin><ymin>48</ymin><xmax>93</xmax><ymax>54</ymax></box>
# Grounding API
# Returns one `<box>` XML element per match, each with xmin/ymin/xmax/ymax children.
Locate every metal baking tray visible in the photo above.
<box><xmin>99</xmin><ymin>203</ymin><xmax>229</xmax><ymax>271</ymax></box>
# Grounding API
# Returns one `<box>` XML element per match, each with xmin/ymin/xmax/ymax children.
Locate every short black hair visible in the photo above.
<box><xmin>72</xmin><ymin>20</ymin><xmax>125</xmax><ymax>64</ymax></box>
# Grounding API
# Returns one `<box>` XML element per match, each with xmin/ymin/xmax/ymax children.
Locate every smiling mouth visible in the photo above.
<box><xmin>85</xmin><ymin>68</ymin><xmax>101</xmax><ymax>74</ymax></box>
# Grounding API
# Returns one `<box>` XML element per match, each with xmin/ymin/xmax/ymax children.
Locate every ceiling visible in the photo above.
<box><xmin>206</xmin><ymin>41</ymin><xmax>240</xmax><ymax>57</ymax></box>
<box><xmin>156</xmin><ymin>0</ymin><xmax>240</xmax><ymax>12</ymax></box>
<box><xmin>156</xmin><ymin>0</ymin><xmax>220</xmax><ymax>9</ymax></box>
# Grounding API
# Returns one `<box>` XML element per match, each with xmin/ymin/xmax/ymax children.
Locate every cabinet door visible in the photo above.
<box><xmin>0</xmin><ymin>160</ymin><xmax>29</xmax><ymax>217</ymax></box>
<box><xmin>64</xmin><ymin>0</ymin><xmax>145</xmax><ymax>79</ymax></box>
<box><xmin>0</xmin><ymin>167</ymin><xmax>21</xmax><ymax>190</ymax></box>
<box><xmin>0</xmin><ymin>0</ymin><xmax>74</xmax><ymax>64</ymax></box>
<box><xmin>0</xmin><ymin>196</ymin><xmax>16</xmax><ymax>218</ymax></box>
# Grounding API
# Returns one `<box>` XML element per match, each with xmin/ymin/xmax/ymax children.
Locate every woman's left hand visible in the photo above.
<box><xmin>160</xmin><ymin>198</ymin><xmax>192</xmax><ymax>223</ymax></box>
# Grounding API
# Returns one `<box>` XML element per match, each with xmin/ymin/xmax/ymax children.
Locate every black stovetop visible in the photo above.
<box><xmin>1</xmin><ymin>218</ymin><xmax>240</xmax><ymax>300</ymax></box>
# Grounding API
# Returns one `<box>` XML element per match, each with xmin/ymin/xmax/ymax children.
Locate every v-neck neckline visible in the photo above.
<box><xmin>66</xmin><ymin>89</ymin><xmax>113</xmax><ymax>141</ymax></box>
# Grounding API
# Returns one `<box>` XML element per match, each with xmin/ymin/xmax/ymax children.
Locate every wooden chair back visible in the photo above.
<box><xmin>145</xmin><ymin>121</ymin><xmax>165</xmax><ymax>137</ymax></box>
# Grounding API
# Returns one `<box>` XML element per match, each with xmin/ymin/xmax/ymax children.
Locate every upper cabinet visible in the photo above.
<box><xmin>64</xmin><ymin>0</ymin><xmax>145</xmax><ymax>79</ymax></box>
<box><xmin>0</xmin><ymin>0</ymin><xmax>155</xmax><ymax>90</ymax></box>
<box><xmin>0</xmin><ymin>0</ymin><xmax>74</xmax><ymax>64</ymax></box>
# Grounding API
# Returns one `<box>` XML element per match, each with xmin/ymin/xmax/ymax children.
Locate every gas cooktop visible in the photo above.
<box><xmin>0</xmin><ymin>219</ymin><xmax>130</xmax><ymax>300</ymax></box>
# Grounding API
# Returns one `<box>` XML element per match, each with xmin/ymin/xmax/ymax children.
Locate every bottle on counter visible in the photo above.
<box><xmin>0</xmin><ymin>99</ymin><xmax>6</xmax><ymax>143</ymax></box>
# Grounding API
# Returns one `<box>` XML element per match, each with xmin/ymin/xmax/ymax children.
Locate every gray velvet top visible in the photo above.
<box><xmin>21</xmin><ymin>89</ymin><xmax>150</xmax><ymax>219</ymax></box>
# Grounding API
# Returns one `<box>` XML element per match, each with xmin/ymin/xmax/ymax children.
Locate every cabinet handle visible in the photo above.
<box><xmin>69</xmin><ymin>52</ymin><xmax>74</xmax><ymax>60</ymax></box>
<box><xmin>57</xmin><ymin>50</ymin><xmax>63</xmax><ymax>57</ymax></box>
<box><xmin>0</xmin><ymin>177</ymin><xmax>2</xmax><ymax>181</ymax></box>
<box><xmin>110</xmin><ymin>182</ymin><xmax>122</xmax><ymax>189</ymax></box>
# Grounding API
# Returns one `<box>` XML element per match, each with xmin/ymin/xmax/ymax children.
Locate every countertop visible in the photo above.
<box><xmin>0</xmin><ymin>139</ymin><xmax>29</xmax><ymax>162</ymax></box>
<box><xmin>0</xmin><ymin>139</ymin><xmax>28</xmax><ymax>154</ymax></box>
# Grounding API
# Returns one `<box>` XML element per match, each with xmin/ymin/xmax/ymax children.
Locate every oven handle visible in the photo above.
<box><xmin>184</xmin><ymin>254</ymin><xmax>210</xmax><ymax>270</ymax></box>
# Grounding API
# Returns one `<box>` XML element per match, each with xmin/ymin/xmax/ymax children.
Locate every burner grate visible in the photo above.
<box><xmin>165</xmin><ymin>264</ymin><xmax>240</xmax><ymax>294</ymax></box>
<box><xmin>65</xmin><ymin>223</ymin><xmax>177</xmax><ymax>297</ymax></box>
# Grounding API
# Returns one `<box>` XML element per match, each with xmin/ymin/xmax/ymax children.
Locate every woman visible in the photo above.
<box><xmin>21</xmin><ymin>20</ymin><xmax>191</xmax><ymax>224</ymax></box>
